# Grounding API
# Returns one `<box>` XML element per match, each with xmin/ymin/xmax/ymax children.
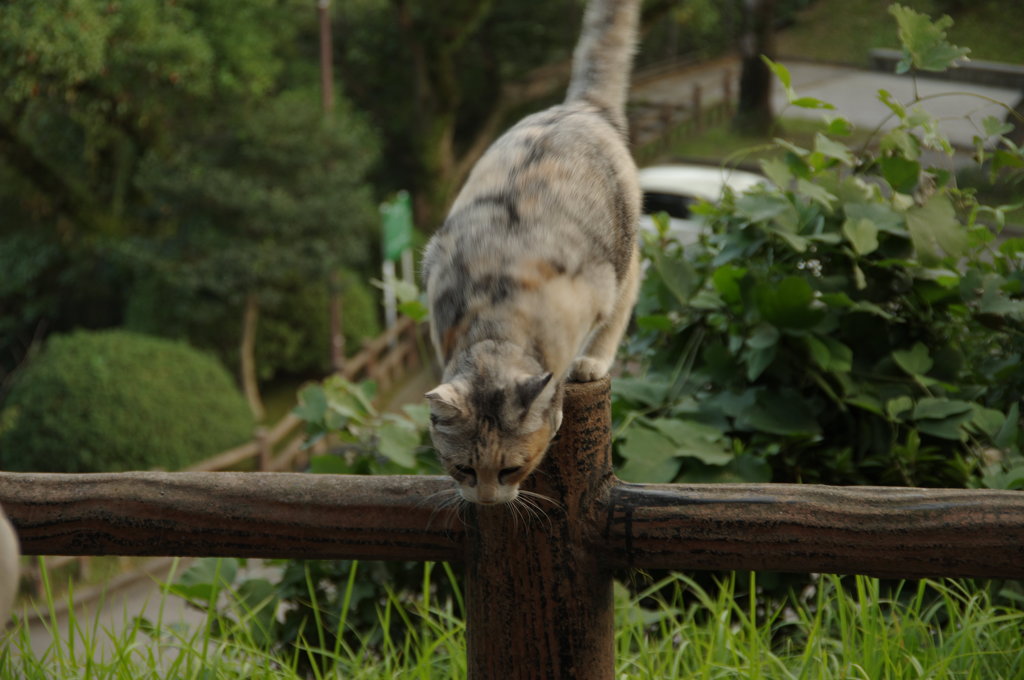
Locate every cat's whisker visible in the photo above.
<box><xmin>518</xmin><ymin>489</ymin><xmax>565</xmax><ymax>514</ymax></box>
<box><xmin>424</xmin><ymin>486</ymin><xmax>461</xmax><ymax>532</ymax></box>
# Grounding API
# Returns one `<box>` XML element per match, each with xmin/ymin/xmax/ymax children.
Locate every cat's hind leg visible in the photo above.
<box><xmin>570</xmin><ymin>246</ymin><xmax>640</xmax><ymax>382</ymax></box>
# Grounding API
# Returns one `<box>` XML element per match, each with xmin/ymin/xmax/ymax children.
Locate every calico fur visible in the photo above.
<box><xmin>422</xmin><ymin>0</ymin><xmax>642</xmax><ymax>505</ymax></box>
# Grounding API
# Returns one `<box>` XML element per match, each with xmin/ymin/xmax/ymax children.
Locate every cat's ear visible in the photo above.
<box><xmin>425</xmin><ymin>383</ymin><xmax>466</xmax><ymax>419</ymax></box>
<box><xmin>516</xmin><ymin>372</ymin><xmax>553</xmax><ymax>411</ymax></box>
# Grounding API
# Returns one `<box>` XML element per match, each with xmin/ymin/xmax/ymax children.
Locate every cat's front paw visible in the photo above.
<box><xmin>569</xmin><ymin>357</ymin><xmax>608</xmax><ymax>383</ymax></box>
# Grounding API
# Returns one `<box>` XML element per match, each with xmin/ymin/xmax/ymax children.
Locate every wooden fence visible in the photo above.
<box><xmin>17</xmin><ymin>315</ymin><xmax>425</xmax><ymax>593</ymax></box>
<box><xmin>3</xmin><ymin>378</ymin><xmax>1023</xmax><ymax>679</ymax></box>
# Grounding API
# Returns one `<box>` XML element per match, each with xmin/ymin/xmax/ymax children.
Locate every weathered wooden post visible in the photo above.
<box><xmin>464</xmin><ymin>378</ymin><xmax>615</xmax><ymax>680</ymax></box>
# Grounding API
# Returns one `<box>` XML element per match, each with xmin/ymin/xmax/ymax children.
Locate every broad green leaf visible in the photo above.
<box><xmin>645</xmin><ymin>418</ymin><xmax>733</xmax><ymax>466</ymax></box>
<box><xmin>813</xmin><ymin>133</ymin><xmax>855</xmax><ymax>166</ymax></box>
<box><xmin>819</xmin><ymin>292</ymin><xmax>896</xmax><ymax>319</ymax></box>
<box><xmin>995</xmin><ymin>403</ymin><xmax>1020</xmax><ymax>449</ymax></box>
<box><xmin>892</xmin><ymin>343</ymin><xmax>933</xmax><ymax>376</ymax></box>
<box><xmin>759</xmin><ymin>157</ymin><xmax>792</xmax><ymax>189</ymax></box>
<box><xmin>982</xmin><ymin>116</ymin><xmax>1014</xmax><ymax>138</ymax></box>
<box><xmin>889</xmin><ymin>4</ymin><xmax>970</xmax><ymax>72</ymax></box>
<box><xmin>797</xmin><ymin>178</ymin><xmax>837</xmax><ymax>209</ymax></box>
<box><xmin>912</xmin><ymin>398</ymin><xmax>972</xmax><ymax>420</ymax></box>
<box><xmin>747</xmin><ymin>323</ymin><xmax>780</xmax><ymax>350</ymax></box>
<box><xmin>712</xmin><ymin>264</ymin><xmax>747</xmax><ymax>307</ymax></box>
<box><xmin>617</xmin><ymin>425</ymin><xmax>682</xmax><ymax>482</ymax></box>
<box><xmin>735</xmin><ymin>192</ymin><xmax>792</xmax><ymax>222</ymax></box>
<box><xmin>742</xmin><ymin>391</ymin><xmax>821</xmax><ymax>437</ymax></box>
<box><xmin>398</xmin><ymin>299</ymin><xmax>429</xmax><ymax>322</ymax></box>
<box><xmin>916</xmin><ymin>411</ymin><xmax>971</xmax><ymax>441</ymax></box>
<box><xmin>309</xmin><ymin>454</ymin><xmax>357</xmax><ymax>474</ymax></box>
<box><xmin>887</xmin><ymin>396</ymin><xmax>914</xmax><ymax>420</ymax></box>
<box><xmin>842</xmin><ymin>217</ymin><xmax>879</xmax><ymax>255</ymax></box>
<box><xmin>905</xmin><ymin>193</ymin><xmax>968</xmax><ymax>265</ymax></box>
<box><xmin>971</xmin><ymin>405</ymin><xmax>1005</xmax><ymax>437</ymax></box>
<box><xmin>652</xmin><ymin>248</ymin><xmax>697</xmax><ymax>304</ymax></box>
<box><xmin>805</xmin><ymin>335</ymin><xmax>831</xmax><ymax>370</ymax></box>
<box><xmin>293</xmin><ymin>384</ymin><xmax>328</xmax><ymax>423</ymax></box>
<box><xmin>377</xmin><ymin>420</ymin><xmax>420</xmax><ymax>468</ymax></box>
<box><xmin>791</xmin><ymin>96</ymin><xmax>835</xmax><ymax>110</ymax></box>
<box><xmin>744</xmin><ymin>345</ymin><xmax>777</xmax><ymax>381</ymax></box>
<box><xmin>754</xmin><ymin>276</ymin><xmax>825</xmax><ymax>329</ymax></box>
<box><xmin>613</xmin><ymin>377</ymin><xmax>670</xmax><ymax>407</ymax></box>
<box><xmin>878</xmin><ymin>156</ymin><xmax>920</xmax><ymax>194</ymax></box>
<box><xmin>637</xmin><ymin>314</ymin><xmax>674</xmax><ymax>332</ymax></box>
<box><xmin>825</xmin><ymin>117</ymin><xmax>853</xmax><ymax>136</ymax></box>
<box><xmin>762</xmin><ymin>55</ymin><xmax>792</xmax><ymax>91</ymax></box>
<box><xmin>171</xmin><ymin>558</ymin><xmax>239</xmax><ymax>604</ymax></box>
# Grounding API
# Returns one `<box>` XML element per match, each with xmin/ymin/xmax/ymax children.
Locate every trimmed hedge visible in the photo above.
<box><xmin>0</xmin><ymin>330</ymin><xmax>253</xmax><ymax>473</ymax></box>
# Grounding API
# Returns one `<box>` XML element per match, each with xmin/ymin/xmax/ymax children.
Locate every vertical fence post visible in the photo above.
<box><xmin>691</xmin><ymin>83</ymin><xmax>703</xmax><ymax>132</ymax></box>
<box><xmin>464</xmin><ymin>378</ymin><xmax>615</xmax><ymax>680</ymax></box>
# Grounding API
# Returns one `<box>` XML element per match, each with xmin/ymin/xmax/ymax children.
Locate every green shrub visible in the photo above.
<box><xmin>0</xmin><ymin>329</ymin><xmax>253</xmax><ymax>472</ymax></box>
<box><xmin>613</xmin><ymin>9</ymin><xmax>1024</xmax><ymax>490</ymax></box>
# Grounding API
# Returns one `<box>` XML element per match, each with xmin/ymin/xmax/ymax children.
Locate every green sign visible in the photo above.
<box><xmin>380</xmin><ymin>190</ymin><xmax>413</xmax><ymax>261</ymax></box>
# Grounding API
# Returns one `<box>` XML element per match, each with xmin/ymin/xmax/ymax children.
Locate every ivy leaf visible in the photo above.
<box><xmin>377</xmin><ymin>420</ymin><xmax>420</xmax><ymax>468</ymax></box>
<box><xmin>887</xmin><ymin>396</ymin><xmax>914</xmax><ymax>420</ymax></box>
<box><xmin>892</xmin><ymin>342</ymin><xmax>933</xmax><ymax>376</ymax></box>
<box><xmin>982</xmin><ymin>116</ymin><xmax>1014</xmax><ymax>139</ymax></box>
<box><xmin>905</xmin><ymin>193</ymin><xmax>968</xmax><ymax>265</ymax></box>
<box><xmin>613</xmin><ymin>377</ymin><xmax>670</xmax><ymax>407</ymax></box>
<box><xmin>814</xmin><ymin>133</ymin><xmax>856</xmax><ymax>166</ymax></box>
<box><xmin>645</xmin><ymin>418</ymin><xmax>733</xmax><ymax>466</ymax></box>
<box><xmin>842</xmin><ymin>217</ymin><xmax>879</xmax><ymax>255</ymax></box>
<box><xmin>889</xmin><ymin>4</ymin><xmax>970</xmax><ymax>73</ymax></box>
<box><xmin>878</xmin><ymin>156</ymin><xmax>920</xmax><ymax>194</ymax></box>
<box><xmin>617</xmin><ymin>425</ymin><xmax>682</xmax><ymax>483</ymax></box>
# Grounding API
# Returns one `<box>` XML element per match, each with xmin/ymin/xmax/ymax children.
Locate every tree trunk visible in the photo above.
<box><xmin>240</xmin><ymin>292</ymin><xmax>265</xmax><ymax>421</ymax></box>
<box><xmin>733</xmin><ymin>0</ymin><xmax>777</xmax><ymax>136</ymax></box>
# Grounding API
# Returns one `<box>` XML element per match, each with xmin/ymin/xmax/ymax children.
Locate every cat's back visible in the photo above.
<box><xmin>427</xmin><ymin>100</ymin><xmax>638</xmax><ymax>279</ymax></box>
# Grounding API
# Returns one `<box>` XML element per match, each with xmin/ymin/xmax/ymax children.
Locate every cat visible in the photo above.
<box><xmin>421</xmin><ymin>0</ymin><xmax>642</xmax><ymax>506</ymax></box>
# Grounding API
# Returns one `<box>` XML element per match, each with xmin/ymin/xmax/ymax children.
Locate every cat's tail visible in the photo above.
<box><xmin>564</xmin><ymin>0</ymin><xmax>641</xmax><ymax>133</ymax></box>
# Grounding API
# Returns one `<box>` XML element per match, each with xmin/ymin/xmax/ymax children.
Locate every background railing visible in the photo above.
<box><xmin>3</xmin><ymin>379</ymin><xmax>1023</xmax><ymax>679</ymax></box>
<box><xmin>17</xmin><ymin>315</ymin><xmax>425</xmax><ymax>597</ymax></box>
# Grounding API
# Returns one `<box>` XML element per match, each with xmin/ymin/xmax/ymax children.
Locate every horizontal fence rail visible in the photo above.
<box><xmin>3</xmin><ymin>473</ymin><xmax>1022</xmax><ymax>579</ymax></box>
<box><xmin>2</xmin><ymin>378</ymin><xmax>1023</xmax><ymax>679</ymax></box>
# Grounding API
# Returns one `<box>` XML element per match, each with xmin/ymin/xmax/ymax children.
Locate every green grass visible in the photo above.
<box><xmin>3</xmin><ymin>561</ymin><xmax>1023</xmax><ymax>679</ymax></box>
<box><xmin>778</xmin><ymin>0</ymin><xmax>1024</xmax><ymax>66</ymax></box>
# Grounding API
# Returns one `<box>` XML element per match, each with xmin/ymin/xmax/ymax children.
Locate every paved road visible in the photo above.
<box><xmin>631</xmin><ymin>57</ymin><xmax>1020</xmax><ymax>159</ymax></box>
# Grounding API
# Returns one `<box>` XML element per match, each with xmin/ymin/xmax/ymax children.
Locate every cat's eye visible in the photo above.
<box><xmin>453</xmin><ymin>465</ymin><xmax>476</xmax><ymax>482</ymax></box>
<box><xmin>499</xmin><ymin>466</ymin><xmax>522</xmax><ymax>484</ymax></box>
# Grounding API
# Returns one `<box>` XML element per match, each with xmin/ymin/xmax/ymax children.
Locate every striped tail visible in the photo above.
<box><xmin>564</xmin><ymin>0</ymin><xmax>641</xmax><ymax>133</ymax></box>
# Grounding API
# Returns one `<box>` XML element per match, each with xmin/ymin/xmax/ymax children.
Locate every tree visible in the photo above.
<box><xmin>0</xmin><ymin>1</ymin><xmax>380</xmax><ymax>403</ymax></box>
<box><xmin>732</xmin><ymin>0</ymin><xmax>777</xmax><ymax>135</ymax></box>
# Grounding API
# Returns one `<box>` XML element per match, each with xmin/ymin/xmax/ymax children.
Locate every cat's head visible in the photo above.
<box><xmin>425</xmin><ymin>373</ymin><xmax>563</xmax><ymax>505</ymax></box>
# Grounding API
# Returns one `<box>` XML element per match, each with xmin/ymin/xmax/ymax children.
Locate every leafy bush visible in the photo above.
<box><xmin>0</xmin><ymin>329</ymin><xmax>253</xmax><ymax>472</ymax></box>
<box><xmin>124</xmin><ymin>268</ymin><xmax>382</xmax><ymax>382</ymax></box>
<box><xmin>614</xmin><ymin>6</ymin><xmax>1024</xmax><ymax>490</ymax></box>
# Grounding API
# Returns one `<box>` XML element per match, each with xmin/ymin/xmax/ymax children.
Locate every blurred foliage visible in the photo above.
<box><xmin>0</xmin><ymin>329</ymin><xmax>253</xmax><ymax>472</ymax></box>
<box><xmin>0</xmin><ymin>0</ymin><xmax>379</xmax><ymax>388</ymax></box>
<box><xmin>615</xmin><ymin>7</ymin><xmax>1024</xmax><ymax>491</ymax></box>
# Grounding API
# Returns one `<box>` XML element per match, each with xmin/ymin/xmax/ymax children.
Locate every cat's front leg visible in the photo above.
<box><xmin>569</xmin><ymin>247</ymin><xmax>640</xmax><ymax>383</ymax></box>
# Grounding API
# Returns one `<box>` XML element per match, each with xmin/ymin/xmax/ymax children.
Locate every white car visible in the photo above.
<box><xmin>639</xmin><ymin>164</ymin><xmax>765</xmax><ymax>244</ymax></box>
